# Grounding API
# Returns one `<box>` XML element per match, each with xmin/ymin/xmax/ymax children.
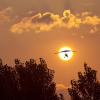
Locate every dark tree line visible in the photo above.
<box><xmin>68</xmin><ymin>63</ymin><xmax>100</xmax><ymax>100</ymax></box>
<box><xmin>0</xmin><ymin>58</ymin><xmax>62</xmax><ymax>100</ymax></box>
<box><xmin>0</xmin><ymin>57</ymin><xmax>100</xmax><ymax>100</ymax></box>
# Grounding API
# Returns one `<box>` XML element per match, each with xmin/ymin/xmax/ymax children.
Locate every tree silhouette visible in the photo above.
<box><xmin>0</xmin><ymin>58</ymin><xmax>63</xmax><ymax>100</ymax></box>
<box><xmin>68</xmin><ymin>63</ymin><xmax>100</xmax><ymax>100</ymax></box>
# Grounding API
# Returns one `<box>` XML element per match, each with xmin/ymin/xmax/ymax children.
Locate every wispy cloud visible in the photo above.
<box><xmin>0</xmin><ymin>7</ymin><xmax>13</xmax><ymax>22</ymax></box>
<box><xmin>56</xmin><ymin>83</ymin><xmax>67</xmax><ymax>90</ymax></box>
<box><xmin>10</xmin><ymin>10</ymin><xmax>100</xmax><ymax>34</ymax></box>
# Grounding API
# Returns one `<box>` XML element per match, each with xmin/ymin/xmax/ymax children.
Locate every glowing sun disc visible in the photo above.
<box><xmin>59</xmin><ymin>47</ymin><xmax>73</xmax><ymax>61</ymax></box>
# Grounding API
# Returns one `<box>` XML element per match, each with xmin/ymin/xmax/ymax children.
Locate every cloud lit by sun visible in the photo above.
<box><xmin>10</xmin><ymin>10</ymin><xmax>100</xmax><ymax>35</ymax></box>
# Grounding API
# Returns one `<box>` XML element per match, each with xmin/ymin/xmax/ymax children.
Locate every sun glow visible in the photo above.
<box><xmin>59</xmin><ymin>47</ymin><xmax>73</xmax><ymax>61</ymax></box>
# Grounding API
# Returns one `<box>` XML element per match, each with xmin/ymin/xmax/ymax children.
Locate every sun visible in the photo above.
<box><xmin>59</xmin><ymin>47</ymin><xmax>73</xmax><ymax>61</ymax></box>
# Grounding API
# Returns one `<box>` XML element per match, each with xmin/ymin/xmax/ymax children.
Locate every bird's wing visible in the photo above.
<box><xmin>54</xmin><ymin>50</ymin><xmax>71</xmax><ymax>54</ymax></box>
<box><xmin>61</xmin><ymin>50</ymin><xmax>71</xmax><ymax>52</ymax></box>
<box><xmin>54</xmin><ymin>50</ymin><xmax>76</xmax><ymax>54</ymax></box>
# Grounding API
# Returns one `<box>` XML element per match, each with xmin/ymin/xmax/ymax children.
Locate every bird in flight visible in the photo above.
<box><xmin>54</xmin><ymin>50</ymin><xmax>76</xmax><ymax>58</ymax></box>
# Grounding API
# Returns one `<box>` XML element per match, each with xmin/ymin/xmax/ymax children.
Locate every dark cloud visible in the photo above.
<box><xmin>32</xmin><ymin>12</ymin><xmax>54</xmax><ymax>24</ymax></box>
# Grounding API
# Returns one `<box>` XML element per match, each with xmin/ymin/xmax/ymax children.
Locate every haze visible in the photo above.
<box><xmin>0</xmin><ymin>0</ymin><xmax>100</xmax><ymax>91</ymax></box>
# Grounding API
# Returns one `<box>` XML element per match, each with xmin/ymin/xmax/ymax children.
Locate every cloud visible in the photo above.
<box><xmin>62</xmin><ymin>10</ymin><xmax>82</xmax><ymax>29</ymax></box>
<box><xmin>56</xmin><ymin>83</ymin><xmax>67</xmax><ymax>90</ymax></box>
<box><xmin>10</xmin><ymin>10</ymin><xmax>100</xmax><ymax>34</ymax></box>
<box><xmin>10</xmin><ymin>12</ymin><xmax>61</xmax><ymax>34</ymax></box>
<box><xmin>0</xmin><ymin>7</ymin><xmax>13</xmax><ymax>22</ymax></box>
<box><xmin>83</xmin><ymin>16</ymin><xmax>100</xmax><ymax>26</ymax></box>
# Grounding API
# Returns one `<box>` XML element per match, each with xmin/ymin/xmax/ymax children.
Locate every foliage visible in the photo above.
<box><xmin>68</xmin><ymin>63</ymin><xmax>100</xmax><ymax>100</ymax></box>
<box><xmin>0</xmin><ymin>58</ymin><xmax>63</xmax><ymax>100</ymax></box>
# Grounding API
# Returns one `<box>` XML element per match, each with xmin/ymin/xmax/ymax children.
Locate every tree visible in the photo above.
<box><xmin>0</xmin><ymin>59</ymin><xmax>18</xmax><ymax>100</ymax></box>
<box><xmin>0</xmin><ymin>58</ymin><xmax>63</xmax><ymax>100</ymax></box>
<box><xmin>68</xmin><ymin>63</ymin><xmax>100</xmax><ymax>100</ymax></box>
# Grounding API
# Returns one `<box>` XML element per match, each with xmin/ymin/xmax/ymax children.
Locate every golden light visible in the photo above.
<box><xmin>59</xmin><ymin>47</ymin><xmax>73</xmax><ymax>61</ymax></box>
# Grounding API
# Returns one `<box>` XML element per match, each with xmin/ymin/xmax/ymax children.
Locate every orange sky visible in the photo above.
<box><xmin>0</xmin><ymin>0</ymin><xmax>100</xmax><ymax>88</ymax></box>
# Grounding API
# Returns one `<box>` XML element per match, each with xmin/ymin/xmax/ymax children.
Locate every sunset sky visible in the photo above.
<box><xmin>0</xmin><ymin>0</ymin><xmax>100</xmax><ymax>89</ymax></box>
